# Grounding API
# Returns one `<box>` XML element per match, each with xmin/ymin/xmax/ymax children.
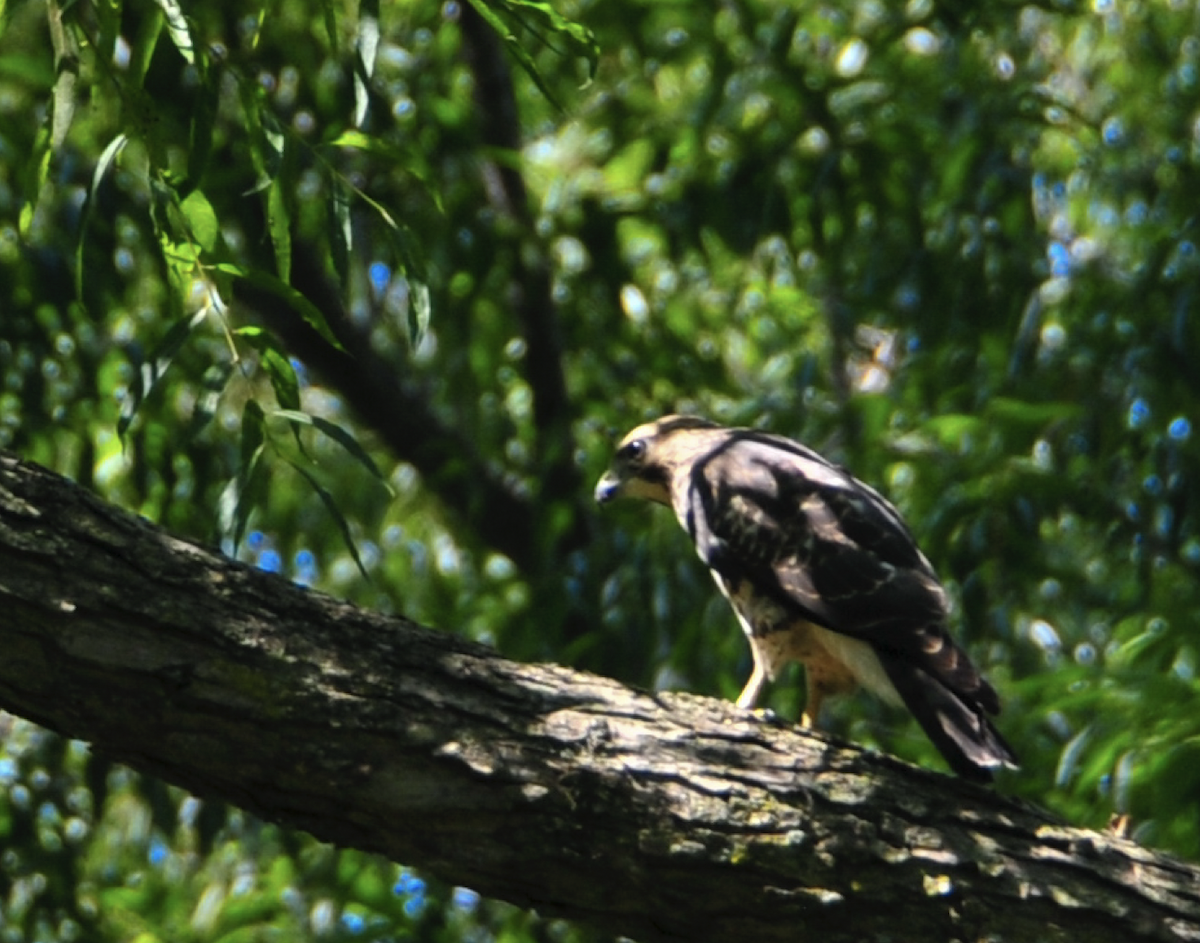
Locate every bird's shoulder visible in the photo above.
<box><xmin>680</xmin><ymin>430</ymin><xmax>921</xmax><ymax>568</ymax></box>
<box><xmin>675</xmin><ymin>429</ymin><xmax>947</xmax><ymax>637</ymax></box>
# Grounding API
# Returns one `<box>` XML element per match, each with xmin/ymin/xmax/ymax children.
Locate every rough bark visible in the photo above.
<box><xmin>0</xmin><ymin>450</ymin><xmax>1198</xmax><ymax>943</ymax></box>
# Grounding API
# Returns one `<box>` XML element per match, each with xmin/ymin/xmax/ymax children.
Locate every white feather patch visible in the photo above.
<box><xmin>809</xmin><ymin>625</ymin><xmax>904</xmax><ymax>707</ymax></box>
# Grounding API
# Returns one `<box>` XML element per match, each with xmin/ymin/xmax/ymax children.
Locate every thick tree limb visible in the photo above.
<box><xmin>0</xmin><ymin>450</ymin><xmax>1198</xmax><ymax>943</ymax></box>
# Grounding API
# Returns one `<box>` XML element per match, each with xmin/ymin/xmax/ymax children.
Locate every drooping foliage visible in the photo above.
<box><xmin>2</xmin><ymin>0</ymin><xmax>1200</xmax><ymax>937</ymax></box>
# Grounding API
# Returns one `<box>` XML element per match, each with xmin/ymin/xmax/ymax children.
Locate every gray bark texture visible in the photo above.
<box><xmin>1</xmin><ymin>450</ymin><xmax>1198</xmax><ymax>943</ymax></box>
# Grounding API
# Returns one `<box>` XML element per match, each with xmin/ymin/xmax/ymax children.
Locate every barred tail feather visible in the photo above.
<box><xmin>879</xmin><ymin>654</ymin><xmax>1018</xmax><ymax>782</ymax></box>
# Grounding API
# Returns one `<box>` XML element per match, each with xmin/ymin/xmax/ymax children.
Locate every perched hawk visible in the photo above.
<box><xmin>594</xmin><ymin>415</ymin><xmax>1017</xmax><ymax>781</ymax></box>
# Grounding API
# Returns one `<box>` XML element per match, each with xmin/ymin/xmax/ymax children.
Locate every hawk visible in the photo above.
<box><xmin>594</xmin><ymin>415</ymin><xmax>1017</xmax><ymax>781</ymax></box>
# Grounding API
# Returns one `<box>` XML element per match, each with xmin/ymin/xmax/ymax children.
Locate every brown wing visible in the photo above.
<box><xmin>679</xmin><ymin>429</ymin><xmax>1016</xmax><ymax>779</ymax></box>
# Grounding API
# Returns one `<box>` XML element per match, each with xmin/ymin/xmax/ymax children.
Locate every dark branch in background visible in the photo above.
<box><xmin>233</xmin><ymin>248</ymin><xmax>538</xmax><ymax>573</ymax></box>
<box><xmin>3</xmin><ymin>451</ymin><xmax>1200</xmax><ymax>943</ymax></box>
<box><xmin>458</xmin><ymin>4</ymin><xmax>587</xmax><ymax>550</ymax></box>
<box><xmin>236</xmin><ymin>9</ymin><xmax>591</xmax><ymax>572</ymax></box>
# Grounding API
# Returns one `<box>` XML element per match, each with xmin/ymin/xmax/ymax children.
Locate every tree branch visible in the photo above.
<box><xmin>1</xmin><ymin>451</ymin><xmax>1198</xmax><ymax>943</ymax></box>
<box><xmin>458</xmin><ymin>7</ymin><xmax>584</xmax><ymax>537</ymax></box>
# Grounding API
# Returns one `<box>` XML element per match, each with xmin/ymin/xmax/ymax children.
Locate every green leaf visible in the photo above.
<box><xmin>408</xmin><ymin>280</ymin><xmax>431</xmax><ymax>350</ymax></box>
<box><xmin>19</xmin><ymin>131</ymin><xmax>50</xmax><ymax>239</ymax></box>
<box><xmin>225</xmin><ymin>399</ymin><xmax>267</xmax><ymax>550</ymax></box>
<box><xmin>328</xmin><ymin>129</ymin><xmax>376</xmax><ymax>151</ymax></box>
<box><xmin>153</xmin><ymin>0</ymin><xmax>194</xmax><ymax>64</ymax></box>
<box><xmin>240</xmin><ymin>399</ymin><xmax>265</xmax><ymax>472</ymax></box>
<box><xmin>319</xmin><ymin>0</ymin><xmax>339</xmax><ymax>50</ymax></box>
<box><xmin>986</xmin><ymin>397</ymin><xmax>1082</xmax><ymax>427</ymax></box>
<box><xmin>385</xmin><ymin>219</ymin><xmax>429</xmax><ymax>287</ymax></box>
<box><xmin>287</xmin><ymin>458</ymin><xmax>370</xmax><ymax>580</ymax></box>
<box><xmin>324</xmin><ymin>162</ymin><xmax>403</xmax><ymax>230</ymax></box>
<box><xmin>1055</xmin><ymin>724</ymin><xmax>1093</xmax><ymax>788</ymax></box>
<box><xmin>263</xmin><ymin>352</ymin><xmax>301</xmax><ymax>413</ymax></box>
<box><xmin>271</xmin><ymin>409</ymin><xmax>390</xmax><ymax>489</ymax></box>
<box><xmin>91</xmin><ymin>0</ymin><xmax>120</xmax><ymax>67</ymax></box>
<box><xmin>463</xmin><ymin>0</ymin><xmax>566</xmax><ymax>112</ymax></box>
<box><xmin>22</xmin><ymin>23</ymin><xmax>79</xmax><ymax>240</ymax></box>
<box><xmin>44</xmin><ymin>0</ymin><xmax>81</xmax><ymax>146</ymax></box>
<box><xmin>128</xmin><ymin>6</ymin><xmax>164</xmax><ymax>85</ymax></box>
<box><xmin>76</xmin><ymin>132</ymin><xmax>128</xmax><ymax>298</ymax></box>
<box><xmin>353</xmin><ymin>0</ymin><xmax>380</xmax><ymax>127</ymax></box>
<box><xmin>0</xmin><ymin>55</ymin><xmax>56</xmax><ymax>87</ymax></box>
<box><xmin>236</xmin><ymin>328</ymin><xmax>301</xmax><ymax>412</ymax></box>
<box><xmin>49</xmin><ymin>53</ymin><xmax>78</xmax><ymax>152</ymax></box>
<box><xmin>328</xmin><ymin>179</ymin><xmax>351</xmax><ymax>285</ymax></box>
<box><xmin>238</xmin><ymin>80</ymin><xmax>284</xmax><ymax>194</ymax></box>
<box><xmin>1110</xmin><ymin>626</ymin><xmax>1172</xmax><ymax>670</ymax></box>
<box><xmin>180</xmin><ymin>189</ymin><xmax>219</xmax><ymax>253</ymax></box>
<box><xmin>923</xmin><ymin>413</ymin><xmax>985</xmax><ymax>451</ymax></box>
<box><xmin>214</xmin><ymin>263</ymin><xmax>344</xmax><ymax>350</ymax></box>
<box><xmin>219</xmin><ymin>457</ymin><xmax>266</xmax><ymax>555</ymax></box>
<box><xmin>187</xmin><ymin>361</ymin><xmax>235</xmax><ymax>440</ymax></box>
<box><xmin>186</xmin><ymin>60</ymin><xmax>219</xmax><ymax>189</ymax></box>
<box><xmin>462</xmin><ymin>0</ymin><xmax>600</xmax><ymax>111</ymax></box>
<box><xmin>499</xmin><ymin>0</ymin><xmax>599</xmax><ymax>81</ymax></box>
<box><xmin>328</xmin><ymin>129</ymin><xmax>439</xmax><ymax>209</ymax></box>
<box><xmin>244</xmin><ymin>6</ymin><xmax>267</xmax><ymax>50</ymax></box>
<box><xmin>267</xmin><ymin>176</ymin><xmax>292</xmax><ymax>283</ymax></box>
<box><xmin>118</xmin><ymin>307</ymin><xmax>209</xmax><ymax>441</ymax></box>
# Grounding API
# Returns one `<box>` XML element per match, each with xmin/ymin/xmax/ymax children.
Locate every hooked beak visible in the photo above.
<box><xmin>594</xmin><ymin>471</ymin><xmax>623</xmax><ymax>505</ymax></box>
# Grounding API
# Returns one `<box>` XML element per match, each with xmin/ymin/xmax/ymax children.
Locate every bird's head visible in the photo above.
<box><xmin>594</xmin><ymin>415</ymin><xmax>721</xmax><ymax>507</ymax></box>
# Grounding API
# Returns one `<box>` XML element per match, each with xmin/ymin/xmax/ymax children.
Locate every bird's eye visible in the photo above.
<box><xmin>617</xmin><ymin>439</ymin><xmax>646</xmax><ymax>463</ymax></box>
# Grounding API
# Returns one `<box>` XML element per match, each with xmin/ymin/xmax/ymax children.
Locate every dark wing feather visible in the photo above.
<box><xmin>879</xmin><ymin>652</ymin><xmax>1018</xmax><ymax>780</ymax></box>
<box><xmin>685</xmin><ymin>430</ymin><xmax>947</xmax><ymax>639</ymax></box>
<box><xmin>680</xmin><ymin>430</ymin><xmax>1016</xmax><ymax>777</ymax></box>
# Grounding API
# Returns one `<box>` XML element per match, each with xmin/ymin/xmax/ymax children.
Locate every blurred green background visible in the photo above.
<box><xmin>3</xmin><ymin>0</ymin><xmax>1200</xmax><ymax>938</ymax></box>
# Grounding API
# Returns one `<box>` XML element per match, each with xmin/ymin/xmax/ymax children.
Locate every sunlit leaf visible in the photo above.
<box><xmin>463</xmin><ymin>0</ymin><xmax>566</xmax><ymax>112</ymax></box>
<box><xmin>498</xmin><ymin>0</ymin><xmax>599</xmax><ymax>80</ymax></box>
<box><xmin>465</xmin><ymin>0</ymin><xmax>599</xmax><ymax>108</ymax></box>
<box><xmin>179</xmin><ymin>189</ymin><xmax>219</xmax><ymax>253</ymax></box>
<box><xmin>923</xmin><ymin>413</ymin><xmax>984</xmax><ymax>450</ymax></box>
<box><xmin>353</xmin><ymin>0</ymin><xmax>380</xmax><ymax>128</ymax></box>
<box><xmin>19</xmin><ymin>130</ymin><xmax>50</xmax><ymax>239</ymax></box>
<box><xmin>408</xmin><ymin>280</ymin><xmax>431</xmax><ymax>350</ymax></box>
<box><xmin>1055</xmin><ymin>724</ymin><xmax>1092</xmax><ymax>788</ymax></box>
<box><xmin>21</xmin><ymin>5</ymin><xmax>79</xmax><ymax>240</ymax></box>
<box><xmin>245</xmin><ymin>6</ymin><xmax>267</xmax><ymax>50</ymax></box>
<box><xmin>49</xmin><ymin>53</ymin><xmax>77</xmax><ymax>151</ymax></box>
<box><xmin>153</xmin><ymin>0</ymin><xmax>194</xmax><ymax>63</ymax></box>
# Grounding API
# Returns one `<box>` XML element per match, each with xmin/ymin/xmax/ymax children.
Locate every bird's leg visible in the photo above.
<box><xmin>735</xmin><ymin>661</ymin><xmax>767</xmax><ymax>710</ymax></box>
<box><xmin>801</xmin><ymin>682</ymin><xmax>824</xmax><ymax>729</ymax></box>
